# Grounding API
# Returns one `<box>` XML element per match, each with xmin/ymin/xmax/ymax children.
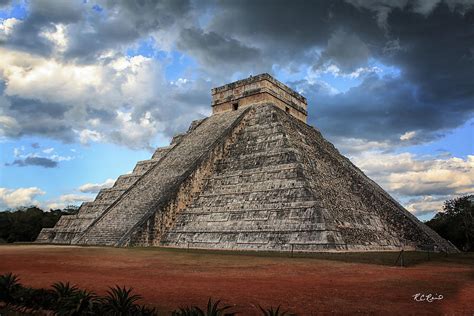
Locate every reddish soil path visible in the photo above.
<box><xmin>1</xmin><ymin>245</ymin><xmax>473</xmax><ymax>315</ymax></box>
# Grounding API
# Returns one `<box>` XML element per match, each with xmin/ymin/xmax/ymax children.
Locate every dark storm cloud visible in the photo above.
<box><xmin>85</xmin><ymin>108</ymin><xmax>117</xmax><ymax>123</ymax></box>
<box><xmin>6</xmin><ymin>0</ymin><xmax>84</xmax><ymax>55</ymax></box>
<box><xmin>314</xmin><ymin>29</ymin><xmax>371</xmax><ymax>73</ymax></box>
<box><xmin>170</xmin><ymin>78</ymin><xmax>212</xmax><ymax>105</ymax></box>
<box><xmin>382</xmin><ymin>4</ymin><xmax>474</xmax><ymax>107</ymax></box>
<box><xmin>1</xmin><ymin>0</ymin><xmax>473</xmax><ymax>148</ymax></box>
<box><xmin>296</xmin><ymin>73</ymin><xmax>472</xmax><ymax>143</ymax></box>
<box><xmin>1</xmin><ymin>96</ymin><xmax>76</xmax><ymax>141</ymax></box>
<box><xmin>200</xmin><ymin>0</ymin><xmax>474</xmax><ymax>143</ymax></box>
<box><xmin>7</xmin><ymin>156</ymin><xmax>58</xmax><ymax>168</ymax></box>
<box><xmin>0</xmin><ymin>0</ymin><xmax>11</xmax><ymax>8</ymax></box>
<box><xmin>65</xmin><ymin>0</ymin><xmax>193</xmax><ymax>61</ymax></box>
<box><xmin>4</xmin><ymin>0</ymin><xmax>192</xmax><ymax>60</ymax></box>
<box><xmin>206</xmin><ymin>0</ymin><xmax>385</xmax><ymax>68</ymax></box>
<box><xmin>177</xmin><ymin>28</ymin><xmax>267</xmax><ymax>75</ymax></box>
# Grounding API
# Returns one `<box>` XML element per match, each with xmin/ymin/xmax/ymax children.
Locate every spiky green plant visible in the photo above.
<box><xmin>172</xmin><ymin>306</ymin><xmax>204</xmax><ymax>316</ymax></box>
<box><xmin>204</xmin><ymin>298</ymin><xmax>235</xmax><ymax>316</ymax></box>
<box><xmin>15</xmin><ymin>287</ymin><xmax>56</xmax><ymax>310</ymax></box>
<box><xmin>0</xmin><ymin>272</ymin><xmax>22</xmax><ymax>304</ymax></box>
<box><xmin>172</xmin><ymin>298</ymin><xmax>236</xmax><ymax>316</ymax></box>
<box><xmin>52</xmin><ymin>281</ymin><xmax>79</xmax><ymax>300</ymax></box>
<box><xmin>258</xmin><ymin>305</ymin><xmax>292</xmax><ymax>316</ymax></box>
<box><xmin>100</xmin><ymin>285</ymin><xmax>142</xmax><ymax>315</ymax></box>
<box><xmin>55</xmin><ymin>289</ymin><xmax>100</xmax><ymax>316</ymax></box>
<box><xmin>136</xmin><ymin>304</ymin><xmax>158</xmax><ymax>316</ymax></box>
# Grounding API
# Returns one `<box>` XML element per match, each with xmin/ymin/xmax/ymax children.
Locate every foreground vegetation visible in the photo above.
<box><xmin>0</xmin><ymin>273</ymin><xmax>293</xmax><ymax>315</ymax></box>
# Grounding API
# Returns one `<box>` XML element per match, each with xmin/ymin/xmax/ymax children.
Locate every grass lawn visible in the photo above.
<box><xmin>1</xmin><ymin>244</ymin><xmax>473</xmax><ymax>315</ymax></box>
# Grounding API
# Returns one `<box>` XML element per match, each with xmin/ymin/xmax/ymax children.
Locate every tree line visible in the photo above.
<box><xmin>425</xmin><ymin>195</ymin><xmax>473</xmax><ymax>252</ymax></box>
<box><xmin>0</xmin><ymin>206</ymin><xmax>78</xmax><ymax>243</ymax></box>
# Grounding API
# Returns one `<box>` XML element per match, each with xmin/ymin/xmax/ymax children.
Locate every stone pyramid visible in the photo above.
<box><xmin>37</xmin><ymin>74</ymin><xmax>457</xmax><ymax>253</ymax></box>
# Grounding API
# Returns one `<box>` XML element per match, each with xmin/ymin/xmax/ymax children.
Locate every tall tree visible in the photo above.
<box><xmin>426</xmin><ymin>195</ymin><xmax>474</xmax><ymax>251</ymax></box>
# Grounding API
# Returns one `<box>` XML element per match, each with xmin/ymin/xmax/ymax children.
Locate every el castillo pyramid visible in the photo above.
<box><xmin>37</xmin><ymin>74</ymin><xmax>457</xmax><ymax>253</ymax></box>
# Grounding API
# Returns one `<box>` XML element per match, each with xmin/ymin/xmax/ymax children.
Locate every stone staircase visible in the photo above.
<box><xmin>36</xmin><ymin>116</ymin><xmax>211</xmax><ymax>245</ymax></box>
<box><xmin>36</xmin><ymin>144</ymin><xmax>176</xmax><ymax>244</ymax></box>
<box><xmin>73</xmin><ymin>107</ymin><xmax>250</xmax><ymax>246</ymax></box>
<box><xmin>161</xmin><ymin>105</ymin><xmax>345</xmax><ymax>251</ymax></box>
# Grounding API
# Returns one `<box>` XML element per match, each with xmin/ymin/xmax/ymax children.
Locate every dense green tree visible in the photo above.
<box><xmin>0</xmin><ymin>206</ymin><xmax>78</xmax><ymax>243</ymax></box>
<box><xmin>426</xmin><ymin>195</ymin><xmax>474</xmax><ymax>252</ymax></box>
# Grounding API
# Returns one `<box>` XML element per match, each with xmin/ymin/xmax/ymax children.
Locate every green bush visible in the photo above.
<box><xmin>100</xmin><ymin>285</ymin><xmax>143</xmax><ymax>315</ymax></box>
<box><xmin>0</xmin><ymin>272</ymin><xmax>21</xmax><ymax>304</ymax></box>
<box><xmin>426</xmin><ymin>195</ymin><xmax>474</xmax><ymax>251</ymax></box>
<box><xmin>259</xmin><ymin>305</ymin><xmax>293</xmax><ymax>316</ymax></box>
<box><xmin>55</xmin><ymin>289</ymin><xmax>101</xmax><ymax>316</ymax></box>
<box><xmin>172</xmin><ymin>298</ymin><xmax>236</xmax><ymax>316</ymax></box>
<box><xmin>14</xmin><ymin>287</ymin><xmax>56</xmax><ymax>310</ymax></box>
<box><xmin>0</xmin><ymin>273</ymin><xmax>297</xmax><ymax>315</ymax></box>
<box><xmin>0</xmin><ymin>274</ymin><xmax>159</xmax><ymax>315</ymax></box>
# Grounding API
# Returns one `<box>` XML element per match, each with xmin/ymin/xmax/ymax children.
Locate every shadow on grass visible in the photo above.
<box><xmin>132</xmin><ymin>246</ymin><xmax>474</xmax><ymax>267</ymax></box>
<box><xmin>5</xmin><ymin>243</ymin><xmax>473</xmax><ymax>267</ymax></box>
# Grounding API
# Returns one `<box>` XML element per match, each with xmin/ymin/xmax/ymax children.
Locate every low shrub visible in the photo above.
<box><xmin>172</xmin><ymin>298</ymin><xmax>236</xmax><ymax>316</ymax></box>
<box><xmin>259</xmin><ymin>305</ymin><xmax>293</xmax><ymax>316</ymax></box>
<box><xmin>0</xmin><ymin>273</ymin><xmax>297</xmax><ymax>315</ymax></box>
<box><xmin>0</xmin><ymin>272</ymin><xmax>21</xmax><ymax>304</ymax></box>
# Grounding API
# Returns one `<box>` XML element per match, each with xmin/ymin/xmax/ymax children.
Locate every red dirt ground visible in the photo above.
<box><xmin>0</xmin><ymin>245</ymin><xmax>473</xmax><ymax>315</ymax></box>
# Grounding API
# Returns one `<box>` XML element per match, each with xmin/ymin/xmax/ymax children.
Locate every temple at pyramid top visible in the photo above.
<box><xmin>211</xmin><ymin>73</ymin><xmax>308</xmax><ymax>123</ymax></box>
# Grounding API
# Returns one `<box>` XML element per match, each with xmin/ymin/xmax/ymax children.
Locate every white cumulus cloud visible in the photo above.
<box><xmin>0</xmin><ymin>187</ymin><xmax>45</xmax><ymax>209</ymax></box>
<box><xmin>78</xmin><ymin>178</ymin><xmax>116</xmax><ymax>194</ymax></box>
<box><xmin>45</xmin><ymin>194</ymin><xmax>94</xmax><ymax>210</ymax></box>
<box><xmin>351</xmin><ymin>151</ymin><xmax>474</xmax><ymax>215</ymax></box>
<box><xmin>400</xmin><ymin>130</ymin><xmax>417</xmax><ymax>141</ymax></box>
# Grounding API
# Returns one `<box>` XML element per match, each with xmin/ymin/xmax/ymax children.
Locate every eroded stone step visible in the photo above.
<box><xmin>113</xmin><ymin>174</ymin><xmax>141</xmax><ymax>190</ymax></box>
<box><xmin>195</xmin><ymin>186</ymin><xmax>313</xmax><ymax>200</ymax></box>
<box><xmin>132</xmin><ymin>158</ymin><xmax>162</xmax><ymax>175</ymax></box>
<box><xmin>151</xmin><ymin>144</ymin><xmax>175</xmax><ymax>160</ymax></box>
<box><xmin>203</xmin><ymin>179</ymin><xmax>306</xmax><ymax>195</ymax></box>
<box><xmin>187</xmin><ymin>200</ymin><xmax>318</xmax><ymax>212</ymax></box>
<box><xmin>94</xmin><ymin>188</ymin><xmax>126</xmax><ymax>204</ymax></box>
<box><xmin>204</xmin><ymin>163</ymin><xmax>300</xmax><ymax>180</ymax></box>
<box><xmin>162</xmin><ymin>230</ymin><xmax>339</xmax><ymax>245</ymax></box>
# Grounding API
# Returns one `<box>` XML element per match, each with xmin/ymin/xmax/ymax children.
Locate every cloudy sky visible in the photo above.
<box><xmin>0</xmin><ymin>0</ymin><xmax>473</xmax><ymax>220</ymax></box>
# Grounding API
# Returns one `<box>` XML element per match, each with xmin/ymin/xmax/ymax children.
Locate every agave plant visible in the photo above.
<box><xmin>52</xmin><ymin>281</ymin><xmax>80</xmax><ymax>300</ymax></box>
<box><xmin>15</xmin><ymin>287</ymin><xmax>56</xmax><ymax>310</ymax></box>
<box><xmin>55</xmin><ymin>289</ymin><xmax>100</xmax><ymax>316</ymax></box>
<box><xmin>136</xmin><ymin>304</ymin><xmax>158</xmax><ymax>316</ymax></box>
<box><xmin>204</xmin><ymin>298</ymin><xmax>236</xmax><ymax>316</ymax></box>
<box><xmin>172</xmin><ymin>298</ymin><xmax>236</xmax><ymax>316</ymax></box>
<box><xmin>100</xmin><ymin>285</ymin><xmax>142</xmax><ymax>315</ymax></box>
<box><xmin>172</xmin><ymin>306</ymin><xmax>204</xmax><ymax>316</ymax></box>
<box><xmin>258</xmin><ymin>305</ymin><xmax>292</xmax><ymax>316</ymax></box>
<box><xmin>0</xmin><ymin>272</ymin><xmax>22</xmax><ymax>304</ymax></box>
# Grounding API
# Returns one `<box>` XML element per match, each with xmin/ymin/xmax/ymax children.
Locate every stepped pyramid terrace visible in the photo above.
<box><xmin>36</xmin><ymin>74</ymin><xmax>458</xmax><ymax>253</ymax></box>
